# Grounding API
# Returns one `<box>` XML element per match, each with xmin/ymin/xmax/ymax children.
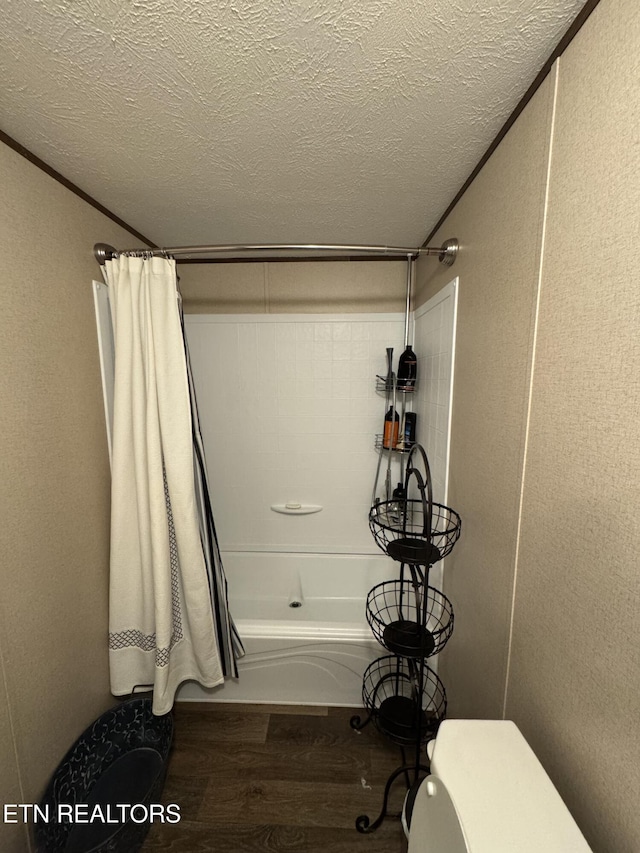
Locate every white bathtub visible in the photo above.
<box><xmin>177</xmin><ymin>551</ymin><xmax>395</xmax><ymax>707</ymax></box>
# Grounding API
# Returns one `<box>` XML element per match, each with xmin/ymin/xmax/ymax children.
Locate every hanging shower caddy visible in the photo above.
<box><xmin>352</xmin><ymin>442</ymin><xmax>461</xmax><ymax>833</ymax></box>
<box><xmin>371</xmin><ymin>347</ymin><xmax>419</xmax><ymax>512</ymax></box>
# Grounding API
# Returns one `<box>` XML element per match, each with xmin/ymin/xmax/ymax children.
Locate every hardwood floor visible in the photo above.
<box><xmin>144</xmin><ymin>703</ymin><xmax>410</xmax><ymax>852</ymax></box>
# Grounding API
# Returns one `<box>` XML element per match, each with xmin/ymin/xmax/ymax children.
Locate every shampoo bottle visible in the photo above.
<box><xmin>397</xmin><ymin>345</ymin><xmax>417</xmax><ymax>390</ymax></box>
<box><xmin>383</xmin><ymin>407</ymin><xmax>400</xmax><ymax>448</ymax></box>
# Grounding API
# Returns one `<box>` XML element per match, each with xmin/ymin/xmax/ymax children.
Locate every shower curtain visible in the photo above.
<box><xmin>104</xmin><ymin>255</ymin><xmax>242</xmax><ymax>715</ymax></box>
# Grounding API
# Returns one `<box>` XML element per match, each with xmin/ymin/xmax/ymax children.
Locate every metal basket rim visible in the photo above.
<box><xmin>369</xmin><ymin>500</ymin><xmax>461</xmax><ymax>537</ymax></box>
<box><xmin>362</xmin><ymin>654</ymin><xmax>445</xmax><ymax>689</ymax></box>
<box><xmin>366</xmin><ymin>581</ymin><xmax>453</xmax><ymax>617</ymax></box>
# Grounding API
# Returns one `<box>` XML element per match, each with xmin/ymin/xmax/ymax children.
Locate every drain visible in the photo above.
<box><xmin>289</xmin><ymin>600</ymin><xmax>302</xmax><ymax>608</ymax></box>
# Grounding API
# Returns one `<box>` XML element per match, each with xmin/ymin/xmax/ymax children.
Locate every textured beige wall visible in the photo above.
<box><xmin>505</xmin><ymin>1</ymin><xmax>640</xmax><ymax>850</ymax></box>
<box><xmin>415</xmin><ymin>0</ymin><xmax>640</xmax><ymax>849</ymax></box>
<box><xmin>180</xmin><ymin>259</ymin><xmax>407</xmax><ymax>313</ymax></box>
<box><xmin>0</xmin><ymin>141</ymin><xmax>139</xmax><ymax>850</ymax></box>
<box><xmin>0</xmin><ymin>656</ymin><xmax>27</xmax><ymax>852</ymax></box>
<box><xmin>415</xmin><ymin>71</ymin><xmax>556</xmax><ymax>719</ymax></box>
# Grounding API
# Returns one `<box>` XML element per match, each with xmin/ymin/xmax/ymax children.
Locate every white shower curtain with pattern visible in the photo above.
<box><xmin>104</xmin><ymin>255</ymin><xmax>224</xmax><ymax>714</ymax></box>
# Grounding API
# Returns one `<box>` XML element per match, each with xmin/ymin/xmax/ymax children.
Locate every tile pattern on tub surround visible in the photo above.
<box><xmin>185</xmin><ymin>314</ymin><xmax>411</xmax><ymax>554</ymax></box>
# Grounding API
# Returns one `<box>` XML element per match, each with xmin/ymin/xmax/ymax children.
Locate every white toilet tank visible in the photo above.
<box><xmin>408</xmin><ymin>720</ymin><xmax>593</xmax><ymax>853</ymax></box>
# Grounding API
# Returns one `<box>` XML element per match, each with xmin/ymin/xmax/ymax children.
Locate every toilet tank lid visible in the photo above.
<box><xmin>429</xmin><ymin>720</ymin><xmax>593</xmax><ymax>853</ymax></box>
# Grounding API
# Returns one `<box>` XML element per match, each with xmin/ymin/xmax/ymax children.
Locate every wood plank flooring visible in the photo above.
<box><xmin>143</xmin><ymin>703</ymin><xmax>410</xmax><ymax>853</ymax></box>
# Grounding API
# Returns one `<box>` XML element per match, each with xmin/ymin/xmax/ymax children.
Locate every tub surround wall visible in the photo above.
<box><xmin>413</xmin><ymin>280</ymin><xmax>457</xmax><ymax>507</ymax></box>
<box><xmin>415</xmin><ymin>0</ymin><xmax>640</xmax><ymax>849</ymax></box>
<box><xmin>185</xmin><ymin>313</ymin><xmax>407</xmax><ymax>555</ymax></box>
<box><xmin>0</xmin><ymin>141</ymin><xmax>138</xmax><ymax>853</ymax></box>
<box><xmin>182</xmin><ymin>296</ymin><xmax>458</xmax><ymax>707</ymax></box>
<box><xmin>185</xmin><ymin>306</ymin><xmax>457</xmax><ymax>556</ymax></box>
<box><xmin>410</xmin><ymin>281</ymin><xmax>458</xmax><ymax>594</ymax></box>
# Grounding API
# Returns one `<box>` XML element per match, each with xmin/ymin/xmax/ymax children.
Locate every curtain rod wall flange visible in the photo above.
<box><xmin>93</xmin><ymin>240</ymin><xmax>459</xmax><ymax>265</ymax></box>
<box><xmin>94</xmin><ymin>243</ymin><xmax>117</xmax><ymax>265</ymax></box>
<box><xmin>439</xmin><ymin>238</ymin><xmax>459</xmax><ymax>267</ymax></box>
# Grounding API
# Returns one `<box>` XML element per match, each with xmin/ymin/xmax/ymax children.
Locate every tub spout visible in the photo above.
<box><xmin>288</xmin><ymin>578</ymin><xmax>304</xmax><ymax>609</ymax></box>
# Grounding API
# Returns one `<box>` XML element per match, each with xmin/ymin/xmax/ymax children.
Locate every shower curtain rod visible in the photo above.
<box><xmin>93</xmin><ymin>240</ymin><xmax>458</xmax><ymax>266</ymax></box>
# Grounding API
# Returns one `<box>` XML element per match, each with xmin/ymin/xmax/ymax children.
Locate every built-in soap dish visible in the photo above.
<box><xmin>270</xmin><ymin>503</ymin><xmax>323</xmax><ymax>515</ymax></box>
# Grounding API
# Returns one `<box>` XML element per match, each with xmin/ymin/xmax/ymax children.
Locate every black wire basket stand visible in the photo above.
<box><xmin>366</xmin><ymin>577</ymin><xmax>454</xmax><ymax>659</ymax></box>
<box><xmin>369</xmin><ymin>499</ymin><xmax>461</xmax><ymax>565</ymax></box>
<box><xmin>360</xmin><ymin>655</ymin><xmax>447</xmax><ymax>745</ymax></box>
<box><xmin>351</xmin><ymin>442</ymin><xmax>461</xmax><ymax>834</ymax></box>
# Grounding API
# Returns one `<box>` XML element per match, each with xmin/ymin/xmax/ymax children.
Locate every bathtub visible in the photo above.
<box><xmin>177</xmin><ymin>551</ymin><xmax>395</xmax><ymax>707</ymax></box>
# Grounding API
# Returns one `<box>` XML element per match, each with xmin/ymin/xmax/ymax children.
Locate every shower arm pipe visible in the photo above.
<box><xmin>93</xmin><ymin>240</ymin><xmax>459</xmax><ymax>265</ymax></box>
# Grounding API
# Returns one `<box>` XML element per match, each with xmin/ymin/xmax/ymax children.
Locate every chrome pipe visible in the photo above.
<box><xmin>404</xmin><ymin>255</ymin><xmax>412</xmax><ymax>347</ymax></box>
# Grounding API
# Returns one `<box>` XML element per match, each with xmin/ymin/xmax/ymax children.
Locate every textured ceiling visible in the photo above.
<box><xmin>0</xmin><ymin>0</ymin><xmax>587</xmax><ymax>248</ymax></box>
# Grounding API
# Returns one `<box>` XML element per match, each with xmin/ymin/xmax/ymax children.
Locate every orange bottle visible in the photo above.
<box><xmin>383</xmin><ymin>407</ymin><xmax>399</xmax><ymax>448</ymax></box>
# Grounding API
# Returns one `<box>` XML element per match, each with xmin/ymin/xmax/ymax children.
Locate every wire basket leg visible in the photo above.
<box><xmin>355</xmin><ymin>762</ymin><xmax>430</xmax><ymax>834</ymax></box>
<box><xmin>350</xmin><ymin>711</ymin><xmax>374</xmax><ymax>732</ymax></box>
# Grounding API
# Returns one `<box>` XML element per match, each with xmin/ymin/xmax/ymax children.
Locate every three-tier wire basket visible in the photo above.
<box><xmin>351</xmin><ymin>442</ymin><xmax>461</xmax><ymax>834</ymax></box>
